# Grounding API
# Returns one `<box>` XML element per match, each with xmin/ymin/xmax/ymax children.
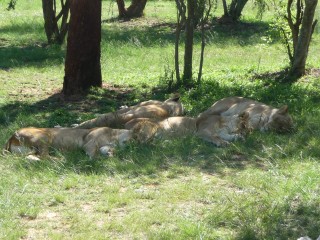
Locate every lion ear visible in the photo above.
<box><xmin>278</xmin><ymin>105</ymin><xmax>288</xmax><ymax>114</ymax></box>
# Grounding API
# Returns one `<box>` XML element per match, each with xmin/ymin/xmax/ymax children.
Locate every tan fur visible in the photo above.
<box><xmin>196</xmin><ymin>113</ymin><xmax>249</xmax><ymax>146</ymax></box>
<box><xmin>127</xmin><ymin>117</ymin><xmax>197</xmax><ymax>142</ymax></box>
<box><xmin>5</xmin><ymin>127</ymin><xmax>132</xmax><ymax>158</ymax></box>
<box><xmin>74</xmin><ymin>95</ymin><xmax>184</xmax><ymax>129</ymax></box>
<box><xmin>198</xmin><ymin>97</ymin><xmax>293</xmax><ymax>133</ymax></box>
<box><xmin>126</xmin><ymin>114</ymin><xmax>248</xmax><ymax>146</ymax></box>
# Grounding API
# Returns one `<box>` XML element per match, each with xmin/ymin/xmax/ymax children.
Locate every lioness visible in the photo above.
<box><xmin>74</xmin><ymin>95</ymin><xmax>184</xmax><ymax>129</ymax></box>
<box><xmin>4</xmin><ymin>127</ymin><xmax>132</xmax><ymax>158</ymax></box>
<box><xmin>198</xmin><ymin>96</ymin><xmax>293</xmax><ymax>133</ymax></box>
<box><xmin>125</xmin><ymin>113</ymin><xmax>248</xmax><ymax>147</ymax></box>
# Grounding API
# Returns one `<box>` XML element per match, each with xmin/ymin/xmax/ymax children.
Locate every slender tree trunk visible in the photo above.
<box><xmin>175</xmin><ymin>10</ymin><xmax>182</xmax><ymax>85</ymax></box>
<box><xmin>42</xmin><ymin>0</ymin><xmax>59</xmax><ymax>44</ymax></box>
<box><xmin>198</xmin><ymin>0</ymin><xmax>211</xmax><ymax>84</ymax></box>
<box><xmin>285</xmin><ymin>0</ymin><xmax>303</xmax><ymax>64</ymax></box>
<box><xmin>63</xmin><ymin>0</ymin><xmax>102</xmax><ymax>96</ymax></box>
<box><xmin>197</xmin><ymin>19</ymin><xmax>205</xmax><ymax>84</ymax></box>
<box><xmin>183</xmin><ymin>0</ymin><xmax>195</xmax><ymax>84</ymax></box>
<box><xmin>222</xmin><ymin>0</ymin><xmax>228</xmax><ymax>16</ymax></box>
<box><xmin>290</xmin><ymin>0</ymin><xmax>318</xmax><ymax>77</ymax></box>
<box><xmin>42</xmin><ymin>0</ymin><xmax>70</xmax><ymax>44</ymax></box>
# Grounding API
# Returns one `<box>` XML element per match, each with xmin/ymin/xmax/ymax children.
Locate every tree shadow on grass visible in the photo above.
<box><xmin>0</xmin><ymin>84</ymin><xmax>144</xmax><ymax>129</ymax></box>
<box><xmin>1</xmin><ymin>72</ymin><xmax>319</xmax><ymax>174</ymax></box>
<box><xmin>1</xmin><ymin>17</ymin><xmax>278</xmax><ymax>70</ymax></box>
<box><xmin>208</xmin><ymin>19</ymin><xmax>277</xmax><ymax>46</ymax></box>
<box><xmin>186</xmin><ymin>73</ymin><xmax>320</xmax><ymax>116</ymax></box>
<box><xmin>101</xmin><ymin>17</ymin><xmax>275</xmax><ymax>47</ymax></box>
<box><xmin>0</xmin><ymin>44</ymin><xmax>65</xmax><ymax>69</ymax></box>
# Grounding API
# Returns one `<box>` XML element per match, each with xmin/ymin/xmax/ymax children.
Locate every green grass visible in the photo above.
<box><xmin>1</xmin><ymin>0</ymin><xmax>320</xmax><ymax>239</ymax></box>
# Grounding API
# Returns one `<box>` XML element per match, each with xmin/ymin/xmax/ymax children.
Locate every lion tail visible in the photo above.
<box><xmin>3</xmin><ymin>132</ymin><xmax>25</xmax><ymax>154</ymax></box>
<box><xmin>3</xmin><ymin>134</ymin><xmax>15</xmax><ymax>154</ymax></box>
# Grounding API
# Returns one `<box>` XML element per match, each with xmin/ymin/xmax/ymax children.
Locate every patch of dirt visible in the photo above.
<box><xmin>20</xmin><ymin>210</ymin><xmax>70</xmax><ymax>240</ymax></box>
<box><xmin>81</xmin><ymin>203</ymin><xmax>94</xmax><ymax>213</ymax></box>
<box><xmin>253</xmin><ymin>68</ymin><xmax>320</xmax><ymax>83</ymax></box>
<box><xmin>103</xmin><ymin>17</ymin><xmax>176</xmax><ymax>30</ymax></box>
<box><xmin>306</xmin><ymin>68</ymin><xmax>320</xmax><ymax>78</ymax></box>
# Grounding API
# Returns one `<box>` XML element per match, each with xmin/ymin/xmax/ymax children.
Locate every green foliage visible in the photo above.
<box><xmin>269</xmin><ymin>0</ymin><xmax>294</xmax><ymax>65</ymax></box>
<box><xmin>6</xmin><ymin>0</ymin><xmax>17</xmax><ymax>10</ymax></box>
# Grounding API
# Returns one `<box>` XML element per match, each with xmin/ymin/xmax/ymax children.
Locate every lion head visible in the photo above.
<box><xmin>265</xmin><ymin>105</ymin><xmax>294</xmax><ymax>133</ymax></box>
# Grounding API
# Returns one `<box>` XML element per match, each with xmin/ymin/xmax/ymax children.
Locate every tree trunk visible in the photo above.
<box><xmin>42</xmin><ymin>0</ymin><xmax>59</xmax><ymax>44</ymax></box>
<box><xmin>183</xmin><ymin>0</ymin><xmax>195</xmax><ymax>84</ymax></box>
<box><xmin>222</xmin><ymin>0</ymin><xmax>229</xmax><ymax>16</ymax></box>
<box><xmin>116</xmin><ymin>0</ymin><xmax>127</xmax><ymax>18</ymax></box>
<box><xmin>127</xmin><ymin>0</ymin><xmax>147</xmax><ymax>17</ymax></box>
<box><xmin>42</xmin><ymin>0</ymin><xmax>70</xmax><ymax>45</ymax></box>
<box><xmin>198</xmin><ymin>0</ymin><xmax>211</xmax><ymax>84</ymax></box>
<box><xmin>228</xmin><ymin>0</ymin><xmax>248</xmax><ymax>21</ymax></box>
<box><xmin>116</xmin><ymin>0</ymin><xmax>147</xmax><ymax>19</ymax></box>
<box><xmin>197</xmin><ymin>19</ymin><xmax>205</xmax><ymax>84</ymax></box>
<box><xmin>63</xmin><ymin>0</ymin><xmax>102</xmax><ymax>96</ymax></box>
<box><xmin>290</xmin><ymin>0</ymin><xmax>318</xmax><ymax>77</ymax></box>
<box><xmin>175</xmin><ymin>10</ymin><xmax>182</xmax><ymax>85</ymax></box>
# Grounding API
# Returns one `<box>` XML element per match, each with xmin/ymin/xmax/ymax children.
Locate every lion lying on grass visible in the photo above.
<box><xmin>126</xmin><ymin>113</ymin><xmax>249</xmax><ymax>147</ymax></box>
<box><xmin>4</xmin><ymin>106</ymin><xmax>248</xmax><ymax>159</ymax></box>
<box><xmin>73</xmin><ymin>95</ymin><xmax>184</xmax><ymax>129</ymax></box>
<box><xmin>198</xmin><ymin>96</ymin><xmax>293</xmax><ymax>133</ymax></box>
<box><xmin>4</xmin><ymin>127</ymin><xmax>132</xmax><ymax>158</ymax></box>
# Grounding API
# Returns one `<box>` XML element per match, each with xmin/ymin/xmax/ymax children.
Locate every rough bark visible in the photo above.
<box><xmin>116</xmin><ymin>0</ymin><xmax>147</xmax><ymax>19</ymax></box>
<box><xmin>63</xmin><ymin>0</ymin><xmax>102</xmax><ymax>96</ymax></box>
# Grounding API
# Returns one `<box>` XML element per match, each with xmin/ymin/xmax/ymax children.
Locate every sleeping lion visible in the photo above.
<box><xmin>198</xmin><ymin>96</ymin><xmax>293</xmax><ymax>133</ymax></box>
<box><xmin>125</xmin><ymin>113</ymin><xmax>249</xmax><ymax>147</ymax></box>
<box><xmin>4</xmin><ymin>109</ymin><xmax>248</xmax><ymax>159</ymax></box>
<box><xmin>73</xmin><ymin>95</ymin><xmax>184</xmax><ymax>129</ymax></box>
<box><xmin>4</xmin><ymin>127</ymin><xmax>132</xmax><ymax>158</ymax></box>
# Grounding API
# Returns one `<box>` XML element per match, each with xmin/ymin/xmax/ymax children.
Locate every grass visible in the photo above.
<box><xmin>1</xmin><ymin>0</ymin><xmax>320</xmax><ymax>239</ymax></box>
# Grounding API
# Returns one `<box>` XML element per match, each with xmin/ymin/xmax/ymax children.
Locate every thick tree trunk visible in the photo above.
<box><xmin>127</xmin><ymin>0</ymin><xmax>147</xmax><ymax>17</ymax></box>
<box><xmin>116</xmin><ymin>0</ymin><xmax>147</xmax><ymax>19</ymax></box>
<box><xmin>63</xmin><ymin>0</ymin><xmax>102</xmax><ymax>96</ymax></box>
<box><xmin>183</xmin><ymin>0</ymin><xmax>195</xmax><ymax>84</ymax></box>
<box><xmin>228</xmin><ymin>0</ymin><xmax>248</xmax><ymax>21</ymax></box>
<box><xmin>290</xmin><ymin>0</ymin><xmax>318</xmax><ymax>77</ymax></box>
